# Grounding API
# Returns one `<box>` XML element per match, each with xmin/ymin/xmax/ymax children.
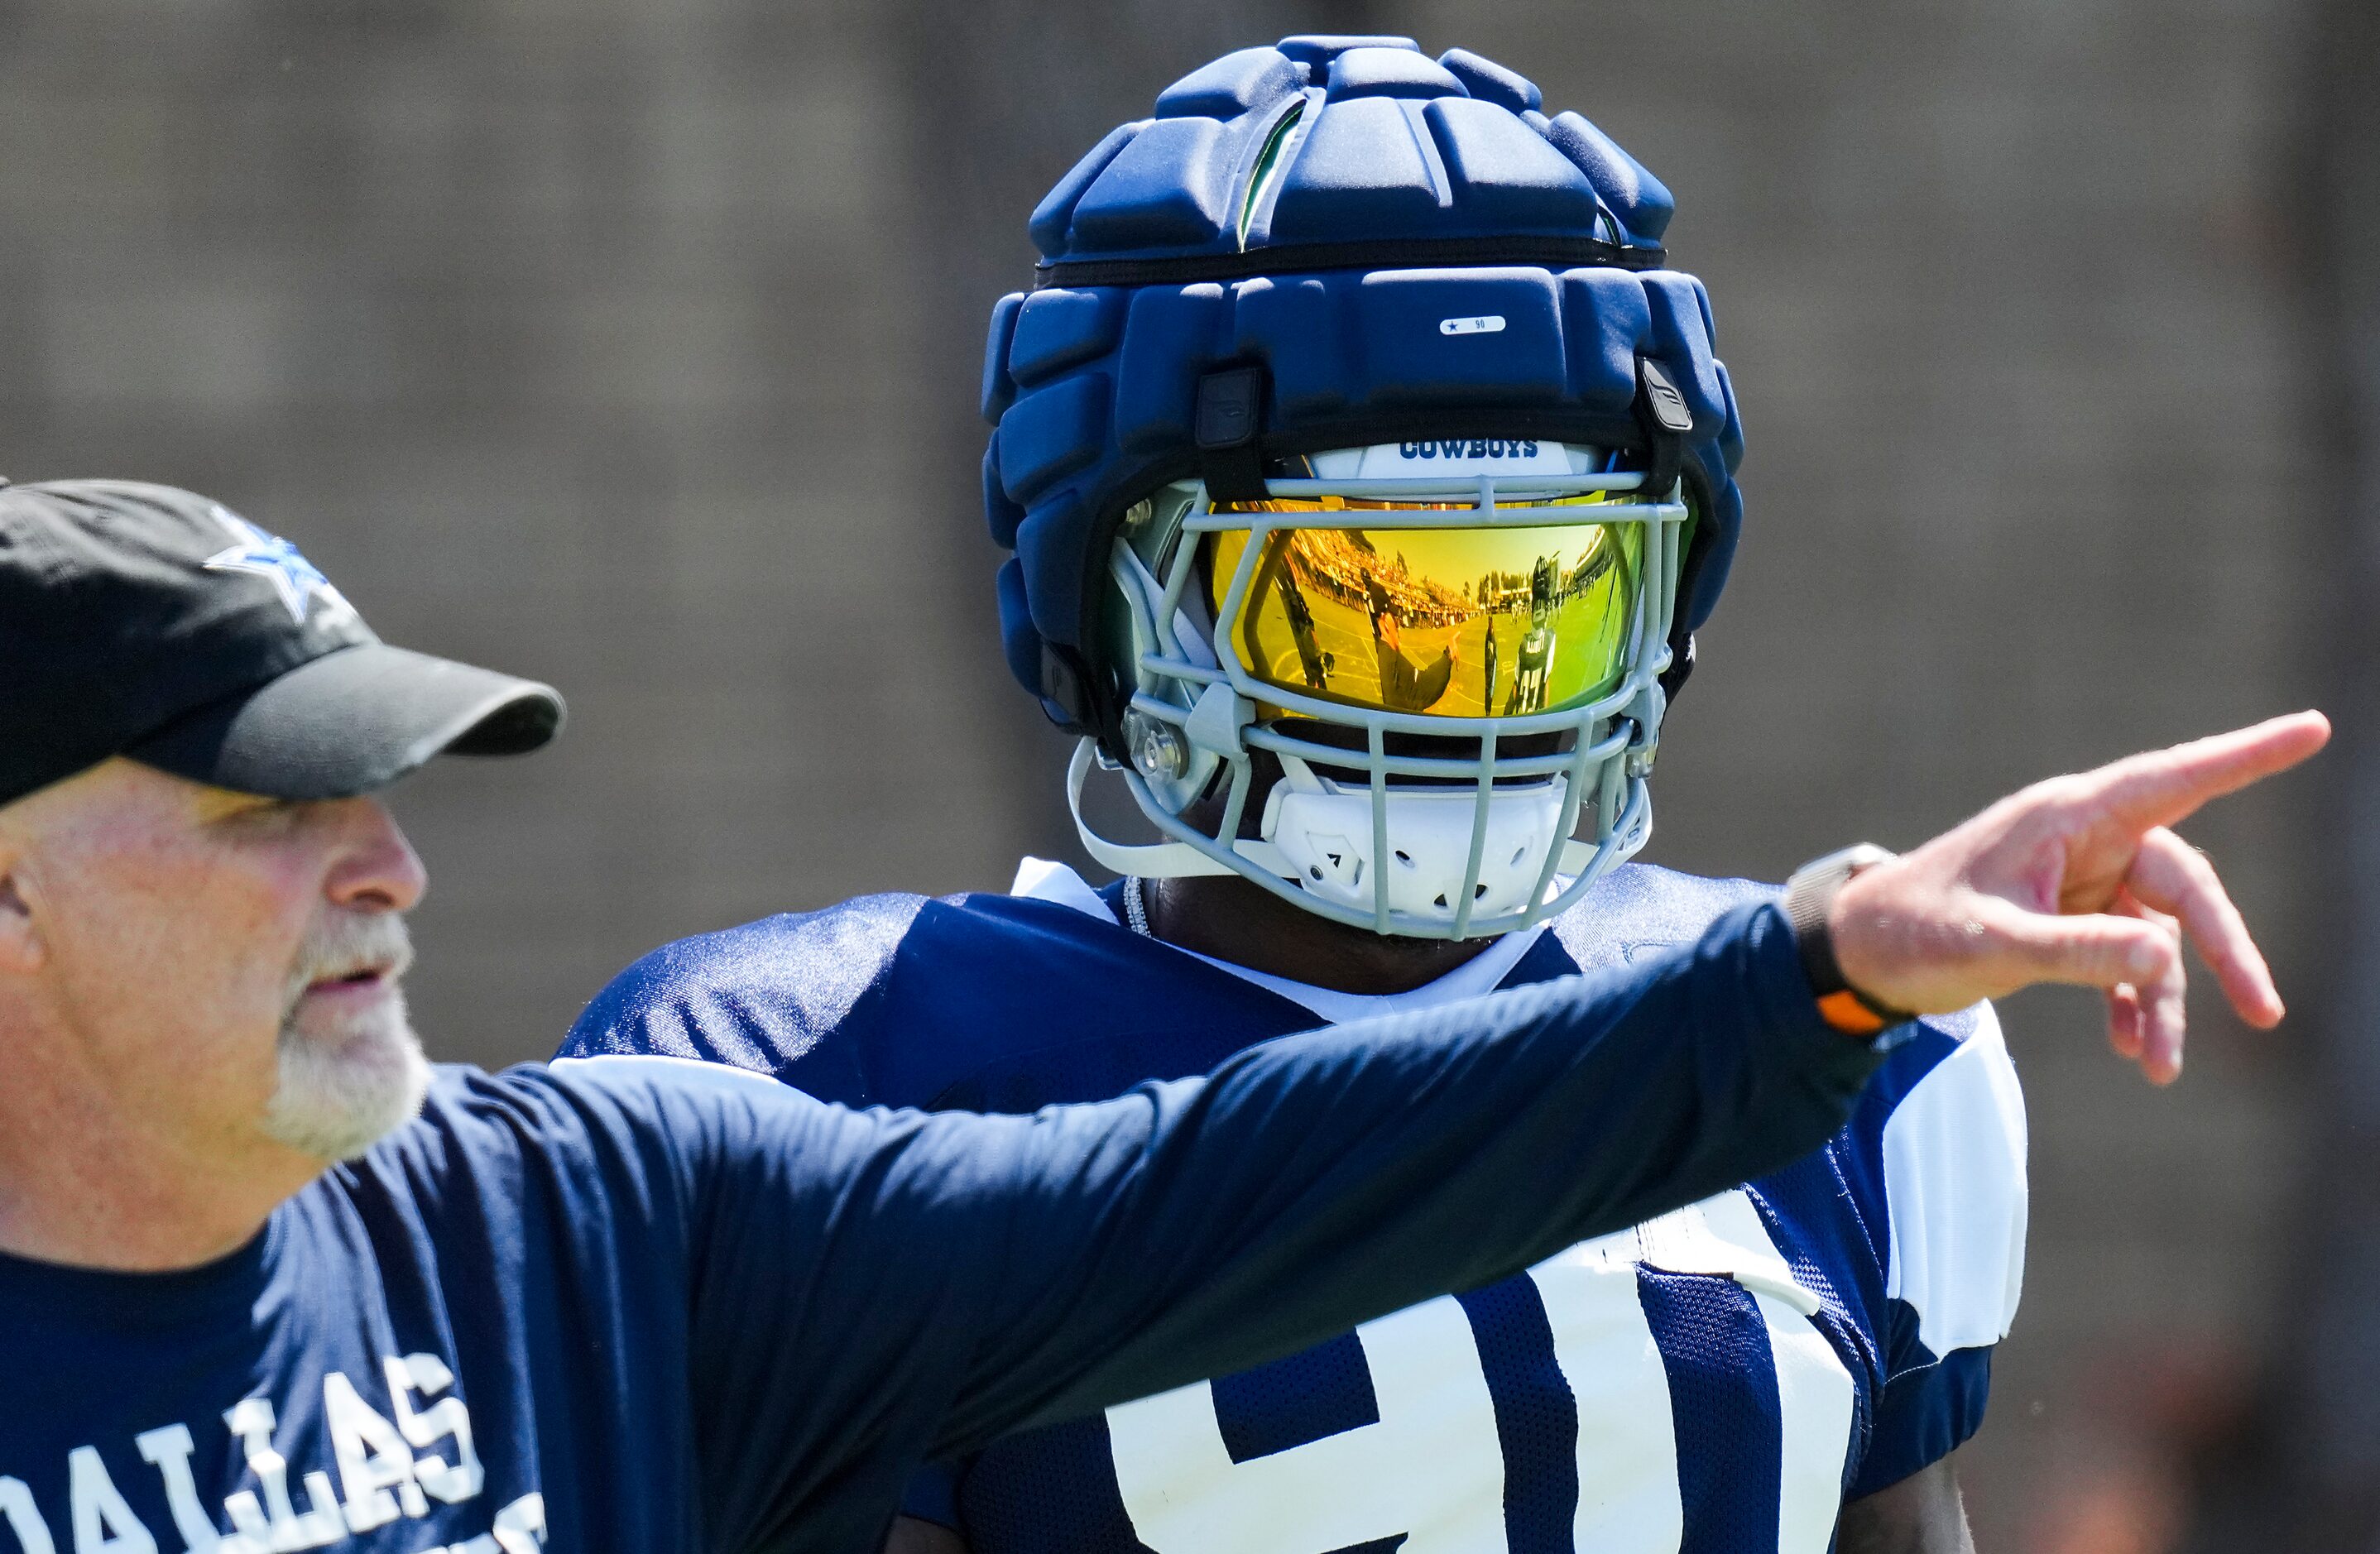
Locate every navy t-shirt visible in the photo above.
<box><xmin>0</xmin><ymin>902</ymin><xmax>1877</xmax><ymax>1554</ymax></box>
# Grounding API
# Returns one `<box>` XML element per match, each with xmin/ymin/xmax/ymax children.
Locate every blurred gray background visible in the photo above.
<box><xmin>7</xmin><ymin>1</ymin><xmax>2373</xmax><ymax>1547</ymax></box>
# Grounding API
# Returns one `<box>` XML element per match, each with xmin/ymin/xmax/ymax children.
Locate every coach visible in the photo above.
<box><xmin>0</xmin><ymin>479</ymin><xmax>2323</xmax><ymax>1554</ymax></box>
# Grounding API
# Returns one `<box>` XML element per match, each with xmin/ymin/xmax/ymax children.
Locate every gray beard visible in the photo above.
<box><xmin>259</xmin><ymin>914</ymin><xmax>430</xmax><ymax>1161</ymax></box>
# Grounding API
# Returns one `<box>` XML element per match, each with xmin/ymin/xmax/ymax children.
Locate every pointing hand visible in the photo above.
<box><xmin>1827</xmin><ymin>712</ymin><xmax>2331</xmax><ymax>1084</ymax></box>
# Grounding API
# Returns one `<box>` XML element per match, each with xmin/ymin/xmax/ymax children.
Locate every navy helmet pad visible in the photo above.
<box><xmin>980</xmin><ymin>36</ymin><xmax>1744</xmax><ymax>747</ymax></box>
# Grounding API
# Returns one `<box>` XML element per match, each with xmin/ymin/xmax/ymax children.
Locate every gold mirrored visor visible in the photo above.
<box><xmin>1207</xmin><ymin>496</ymin><xmax>1645</xmax><ymax>717</ymax></box>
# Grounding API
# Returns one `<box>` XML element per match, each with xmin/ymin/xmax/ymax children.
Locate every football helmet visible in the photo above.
<box><xmin>979</xmin><ymin>36</ymin><xmax>1746</xmax><ymax>937</ymax></box>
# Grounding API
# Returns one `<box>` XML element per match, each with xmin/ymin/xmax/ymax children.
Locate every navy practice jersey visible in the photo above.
<box><xmin>2</xmin><ymin>903</ymin><xmax>1891</xmax><ymax>1554</ymax></box>
<box><xmin>564</xmin><ymin>862</ymin><xmax>2027</xmax><ymax>1554</ymax></box>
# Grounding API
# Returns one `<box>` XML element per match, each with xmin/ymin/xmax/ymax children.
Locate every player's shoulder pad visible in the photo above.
<box><xmin>558</xmin><ymin>893</ymin><xmax>937</xmax><ymax>1096</ymax></box>
<box><xmin>1547</xmin><ymin>860</ymin><xmax>1776</xmax><ymax>975</ymax></box>
<box><xmin>558</xmin><ymin>888</ymin><xmax>1164</xmax><ymax>1108</ymax></box>
<box><xmin>1864</xmin><ymin>1001</ymin><xmax>2028</xmax><ymax>1358</ymax></box>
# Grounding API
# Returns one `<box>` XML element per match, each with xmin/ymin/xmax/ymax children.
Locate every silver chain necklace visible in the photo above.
<box><xmin>1122</xmin><ymin>875</ymin><xmax>1152</xmax><ymax>938</ymax></box>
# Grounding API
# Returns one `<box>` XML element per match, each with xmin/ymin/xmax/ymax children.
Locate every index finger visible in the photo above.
<box><xmin>2076</xmin><ymin>712</ymin><xmax>2330</xmax><ymax>833</ymax></box>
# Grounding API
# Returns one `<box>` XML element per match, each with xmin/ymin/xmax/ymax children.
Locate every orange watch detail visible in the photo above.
<box><xmin>1783</xmin><ymin>844</ymin><xmax>1912</xmax><ymax>1038</ymax></box>
<box><xmin>1815</xmin><ymin>987</ymin><xmax>1895</xmax><ymax>1038</ymax></box>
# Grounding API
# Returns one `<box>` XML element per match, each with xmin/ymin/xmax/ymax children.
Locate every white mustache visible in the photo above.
<box><xmin>282</xmin><ymin>913</ymin><xmax>415</xmax><ymax>1015</ymax></box>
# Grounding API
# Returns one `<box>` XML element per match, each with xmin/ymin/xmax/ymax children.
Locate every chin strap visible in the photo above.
<box><xmin>1067</xmin><ymin>739</ymin><xmax>1245</xmax><ymax>879</ymax></box>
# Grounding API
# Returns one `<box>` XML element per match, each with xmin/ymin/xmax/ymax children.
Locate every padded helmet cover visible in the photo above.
<box><xmin>981</xmin><ymin>36</ymin><xmax>1747</xmax><ymax>740</ymax></box>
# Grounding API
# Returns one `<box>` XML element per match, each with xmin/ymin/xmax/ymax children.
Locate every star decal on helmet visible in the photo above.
<box><xmin>204</xmin><ymin>505</ymin><xmax>355</xmax><ymax>626</ymax></box>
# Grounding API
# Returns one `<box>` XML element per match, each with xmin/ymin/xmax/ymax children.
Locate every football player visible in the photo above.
<box><xmin>567</xmin><ymin>37</ymin><xmax>2024</xmax><ymax>1554</ymax></box>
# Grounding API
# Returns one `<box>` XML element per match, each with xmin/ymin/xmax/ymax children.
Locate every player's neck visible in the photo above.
<box><xmin>1141</xmin><ymin>874</ymin><xmax>1499</xmax><ymax>995</ymax></box>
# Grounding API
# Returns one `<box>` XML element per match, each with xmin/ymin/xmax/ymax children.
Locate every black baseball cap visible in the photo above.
<box><xmin>0</xmin><ymin>479</ymin><xmax>564</xmax><ymax>808</ymax></box>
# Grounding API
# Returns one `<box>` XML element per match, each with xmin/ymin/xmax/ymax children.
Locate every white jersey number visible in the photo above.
<box><xmin>1106</xmin><ymin>1192</ymin><xmax>1854</xmax><ymax>1554</ymax></box>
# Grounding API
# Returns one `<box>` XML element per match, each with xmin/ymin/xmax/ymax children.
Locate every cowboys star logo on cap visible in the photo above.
<box><xmin>203</xmin><ymin>505</ymin><xmax>356</xmax><ymax>627</ymax></box>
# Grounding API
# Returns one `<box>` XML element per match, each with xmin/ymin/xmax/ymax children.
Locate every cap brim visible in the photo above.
<box><xmin>126</xmin><ymin>643</ymin><xmax>564</xmax><ymax>800</ymax></box>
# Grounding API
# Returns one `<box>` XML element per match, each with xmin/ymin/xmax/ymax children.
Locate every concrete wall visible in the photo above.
<box><xmin>0</xmin><ymin>2</ymin><xmax>2349</xmax><ymax>1546</ymax></box>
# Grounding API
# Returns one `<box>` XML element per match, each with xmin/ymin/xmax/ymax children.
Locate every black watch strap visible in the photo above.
<box><xmin>1782</xmin><ymin>844</ymin><xmax>1913</xmax><ymax>1036</ymax></box>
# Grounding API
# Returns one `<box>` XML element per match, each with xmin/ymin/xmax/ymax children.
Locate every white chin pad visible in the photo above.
<box><xmin>1269</xmin><ymin>782</ymin><xmax>1567</xmax><ymax>921</ymax></box>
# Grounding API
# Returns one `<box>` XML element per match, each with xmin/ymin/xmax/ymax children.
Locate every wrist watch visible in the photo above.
<box><xmin>1783</xmin><ymin>843</ymin><xmax>1913</xmax><ymax>1037</ymax></box>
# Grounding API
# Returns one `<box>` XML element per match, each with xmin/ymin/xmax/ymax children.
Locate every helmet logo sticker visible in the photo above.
<box><xmin>1638</xmin><ymin>358</ymin><xmax>1694</xmax><ymax>433</ymax></box>
<box><xmin>1336</xmin><ymin>439</ymin><xmax>1577</xmax><ymax>478</ymax></box>
<box><xmin>1394</xmin><ymin>439</ymin><xmax>1541</xmax><ymax>460</ymax></box>
<box><xmin>1438</xmin><ymin>314</ymin><xmax>1507</xmax><ymax>336</ymax></box>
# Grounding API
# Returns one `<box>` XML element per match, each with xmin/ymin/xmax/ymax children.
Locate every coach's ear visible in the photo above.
<box><xmin>0</xmin><ymin>848</ymin><xmax>44</xmax><ymax>976</ymax></box>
